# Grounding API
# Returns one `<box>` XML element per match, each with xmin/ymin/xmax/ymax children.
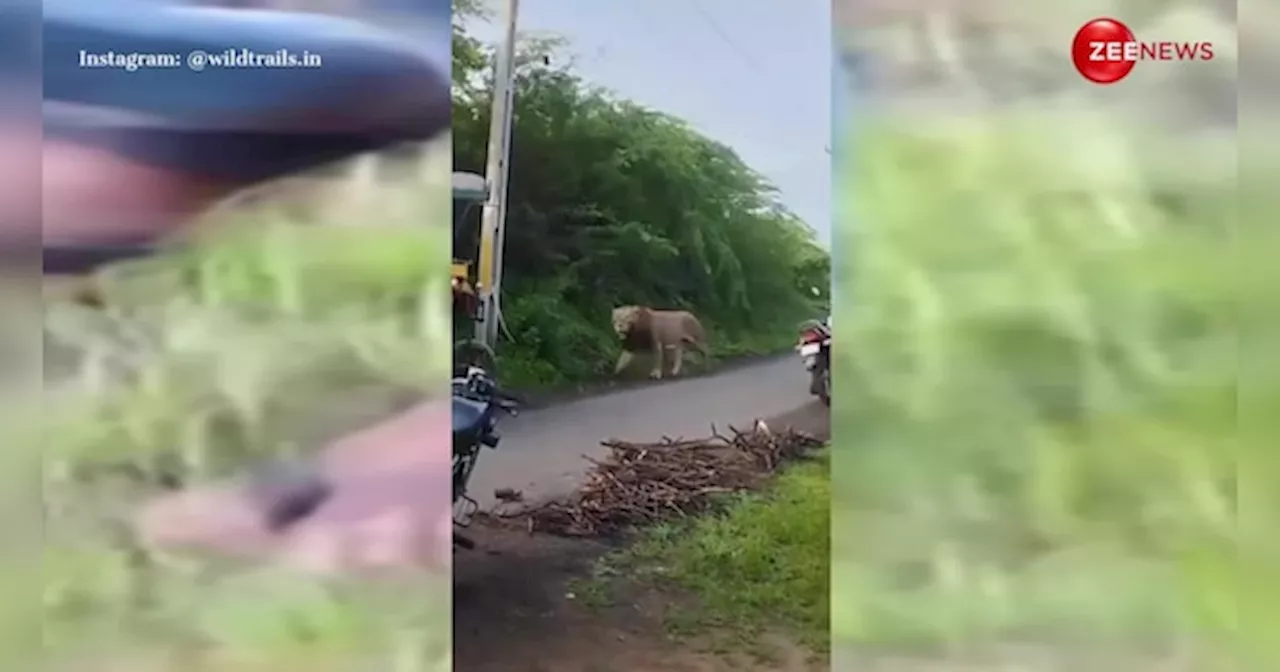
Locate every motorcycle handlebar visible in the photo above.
<box><xmin>452</xmin><ymin>371</ymin><xmax>521</xmax><ymax>413</ymax></box>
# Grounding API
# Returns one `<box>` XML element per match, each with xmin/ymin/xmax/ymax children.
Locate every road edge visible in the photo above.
<box><xmin>509</xmin><ymin>350</ymin><xmax>796</xmax><ymax>411</ymax></box>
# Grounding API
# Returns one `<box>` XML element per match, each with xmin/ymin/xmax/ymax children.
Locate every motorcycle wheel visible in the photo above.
<box><xmin>818</xmin><ymin>367</ymin><xmax>830</xmax><ymax>407</ymax></box>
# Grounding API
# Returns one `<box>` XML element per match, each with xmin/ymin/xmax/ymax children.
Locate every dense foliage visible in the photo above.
<box><xmin>451</xmin><ymin>8</ymin><xmax>829</xmax><ymax>387</ymax></box>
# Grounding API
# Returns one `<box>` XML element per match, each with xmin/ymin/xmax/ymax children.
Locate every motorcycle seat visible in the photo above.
<box><xmin>452</xmin><ymin>396</ymin><xmax>490</xmax><ymax>437</ymax></box>
<box><xmin>42</xmin><ymin>0</ymin><xmax>450</xmax><ymax>183</ymax></box>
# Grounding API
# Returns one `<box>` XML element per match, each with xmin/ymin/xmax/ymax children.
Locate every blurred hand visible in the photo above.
<box><xmin>20</xmin><ymin>113</ymin><xmax>452</xmax><ymax>578</ymax></box>
<box><xmin>40</xmin><ymin>139</ymin><xmax>238</xmax><ymax>246</ymax></box>
<box><xmin>136</xmin><ymin>402</ymin><xmax>453</xmax><ymax>575</ymax></box>
<box><xmin>24</xmin><ymin>0</ymin><xmax>455</xmax><ymax>575</ymax></box>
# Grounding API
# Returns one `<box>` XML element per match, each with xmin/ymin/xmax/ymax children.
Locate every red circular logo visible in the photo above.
<box><xmin>1071</xmin><ymin>18</ymin><xmax>1136</xmax><ymax>84</ymax></box>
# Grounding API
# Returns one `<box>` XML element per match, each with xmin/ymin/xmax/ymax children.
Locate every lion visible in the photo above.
<box><xmin>611</xmin><ymin>305</ymin><xmax>709</xmax><ymax>379</ymax></box>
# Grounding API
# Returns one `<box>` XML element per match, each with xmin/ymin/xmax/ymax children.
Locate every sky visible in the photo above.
<box><xmin>469</xmin><ymin>0</ymin><xmax>832</xmax><ymax>246</ymax></box>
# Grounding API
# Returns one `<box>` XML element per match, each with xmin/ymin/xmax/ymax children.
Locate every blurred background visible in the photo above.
<box><xmin>831</xmin><ymin>0</ymin><xmax>1242</xmax><ymax>670</ymax></box>
<box><xmin>38</xmin><ymin>2</ymin><xmax>453</xmax><ymax>670</ymax></box>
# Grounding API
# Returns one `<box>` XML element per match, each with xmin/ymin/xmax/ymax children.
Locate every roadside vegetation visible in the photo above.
<box><xmin>451</xmin><ymin>3</ymin><xmax>830</xmax><ymax>390</ymax></box>
<box><xmin>831</xmin><ymin>6</ymin><xmax>1241</xmax><ymax>667</ymax></box>
<box><xmin>576</xmin><ymin>452</ymin><xmax>830</xmax><ymax>656</ymax></box>
<box><xmin>38</xmin><ymin>141</ymin><xmax>453</xmax><ymax>671</ymax></box>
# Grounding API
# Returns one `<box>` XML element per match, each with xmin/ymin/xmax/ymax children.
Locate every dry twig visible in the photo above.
<box><xmin>480</xmin><ymin>424</ymin><xmax>821</xmax><ymax>537</ymax></box>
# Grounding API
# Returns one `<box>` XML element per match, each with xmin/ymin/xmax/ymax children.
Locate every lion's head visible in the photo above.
<box><xmin>611</xmin><ymin>305</ymin><xmax>648</xmax><ymax>338</ymax></box>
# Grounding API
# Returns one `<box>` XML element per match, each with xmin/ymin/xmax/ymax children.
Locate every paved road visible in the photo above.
<box><xmin>467</xmin><ymin>355</ymin><xmax>812</xmax><ymax>509</ymax></box>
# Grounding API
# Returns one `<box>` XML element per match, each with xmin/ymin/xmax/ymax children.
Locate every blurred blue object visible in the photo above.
<box><xmin>831</xmin><ymin>37</ymin><xmax>860</xmax><ymax>302</ymax></box>
<box><xmin>367</xmin><ymin>0</ymin><xmax>449</xmax><ymax>23</ymax></box>
<box><xmin>832</xmin><ymin>47</ymin><xmax>848</xmax><ymax>151</ymax></box>
<box><xmin>832</xmin><ymin>39</ymin><xmax>861</xmax><ymax>169</ymax></box>
<box><xmin>0</xmin><ymin>3</ymin><xmax>38</xmax><ymax>75</ymax></box>
<box><xmin>43</xmin><ymin>0</ymin><xmax>450</xmax><ymax>182</ymax></box>
<box><xmin>0</xmin><ymin>2</ymin><xmax>40</xmax><ymax>113</ymax></box>
<box><xmin>832</xmin><ymin>44</ymin><xmax>864</xmax><ymax>135</ymax></box>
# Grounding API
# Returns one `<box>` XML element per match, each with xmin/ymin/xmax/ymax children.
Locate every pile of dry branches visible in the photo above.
<box><xmin>484</xmin><ymin>422</ymin><xmax>823</xmax><ymax>537</ymax></box>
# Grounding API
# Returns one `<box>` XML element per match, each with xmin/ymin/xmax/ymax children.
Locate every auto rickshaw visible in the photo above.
<box><xmin>452</xmin><ymin>170</ymin><xmax>496</xmax><ymax>372</ymax></box>
<box><xmin>452</xmin><ymin>171</ymin><xmax>485</xmax><ymax>318</ymax></box>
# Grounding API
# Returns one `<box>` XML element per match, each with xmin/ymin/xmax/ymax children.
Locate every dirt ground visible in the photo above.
<box><xmin>451</xmin><ymin>402</ymin><xmax>831</xmax><ymax>672</ymax></box>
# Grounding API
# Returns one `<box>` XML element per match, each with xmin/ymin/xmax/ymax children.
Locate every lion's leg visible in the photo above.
<box><xmin>614</xmin><ymin>350</ymin><xmax>634</xmax><ymax>374</ymax></box>
<box><xmin>649</xmin><ymin>340</ymin><xmax>664</xmax><ymax>379</ymax></box>
<box><xmin>671</xmin><ymin>345</ymin><xmax>685</xmax><ymax>376</ymax></box>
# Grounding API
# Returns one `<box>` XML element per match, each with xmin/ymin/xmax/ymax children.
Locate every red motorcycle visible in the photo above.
<box><xmin>796</xmin><ymin>317</ymin><xmax>831</xmax><ymax>406</ymax></box>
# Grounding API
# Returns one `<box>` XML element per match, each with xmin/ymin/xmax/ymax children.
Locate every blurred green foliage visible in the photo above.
<box><xmin>38</xmin><ymin>144</ymin><xmax>453</xmax><ymax>671</ymax></box>
<box><xmin>830</xmin><ymin>111</ymin><xmax>1239</xmax><ymax>668</ymax></box>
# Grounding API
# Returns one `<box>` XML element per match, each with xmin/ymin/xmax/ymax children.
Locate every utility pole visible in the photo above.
<box><xmin>474</xmin><ymin>0</ymin><xmax>520</xmax><ymax>348</ymax></box>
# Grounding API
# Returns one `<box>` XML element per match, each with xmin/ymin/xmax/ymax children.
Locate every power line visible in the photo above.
<box><xmin>686</xmin><ymin>0</ymin><xmax>763</xmax><ymax>71</ymax></box>
<box><xmin>618</xmin><ymin>0</ymin><xmax>822</xmax><ymax>135</ymax></box>
<box><xmin>614</xmin><ymin>0</ymin><xmax>831</xmax><ymax>204</ymax></box>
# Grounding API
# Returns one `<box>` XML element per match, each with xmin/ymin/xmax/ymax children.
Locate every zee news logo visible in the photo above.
<box><xmin>1071</xmin><ymin>17</ymin><xmax>1214</xmax><ymax>84</ymax></box>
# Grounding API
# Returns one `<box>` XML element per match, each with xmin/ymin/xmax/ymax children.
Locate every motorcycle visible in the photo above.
<box><xmin>796</xmin><ymin>317</ymin><xmax>831</xmax><ymax>406</ymax></box>
<box><xmin>451</xmin><ymin>364</ymin><xmax>519</xmax><ymax>549</ymax></box>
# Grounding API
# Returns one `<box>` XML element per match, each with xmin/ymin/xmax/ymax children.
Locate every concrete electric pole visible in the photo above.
<box><xmin>474</xmin><ymin>0</ymin><xmax>519</xmax><ymax>348</ymax></box>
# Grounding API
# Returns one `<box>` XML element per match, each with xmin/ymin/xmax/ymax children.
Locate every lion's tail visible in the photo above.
<box><xmin>682</xmin><ymin>313</ymin><xmax>710</xmax><ymax>355</ymax></box>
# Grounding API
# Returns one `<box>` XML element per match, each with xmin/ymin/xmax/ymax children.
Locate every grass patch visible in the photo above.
<box><xmin>598</xmin><ymin>453</ymin><xmax>830</xmax><ymax>651</ymax></box>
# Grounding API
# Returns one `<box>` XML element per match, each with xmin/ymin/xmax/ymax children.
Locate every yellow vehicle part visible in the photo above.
<box><xmin>475</xmin><ymin>228</ymin><xmax>494</xmax><ymax>298</ymax></box>
<box><xmin>452</xmin><ymin>259</ymin><xmax>476</xmax><ymax>298</ymax></box>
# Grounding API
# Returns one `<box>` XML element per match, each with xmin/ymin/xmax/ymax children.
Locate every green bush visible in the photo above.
<box><xmin>451</xmin><ymin>14</ymin><xmax>830</xmax><ymax>389</ymax></box>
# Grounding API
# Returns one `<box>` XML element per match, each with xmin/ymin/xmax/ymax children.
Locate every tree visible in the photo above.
<box><xmin>451</xmin><ymin>14</ymin><xmax>829</xmax><ymax>385</ymax></box>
